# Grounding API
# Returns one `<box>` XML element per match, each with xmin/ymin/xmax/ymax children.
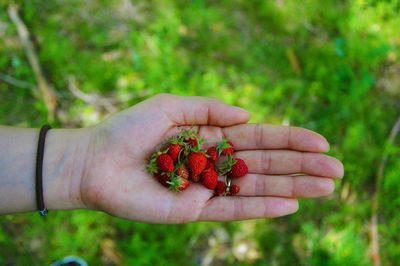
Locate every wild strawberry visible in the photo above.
<box><xmin>155</xmin><ymin>173</ymin><xmax>170</xmax><ymax>187</ymax></box>
<box><xmin>219</xmin><ymin>156</ymin><xmax>248</xmax><ymax>178</ymax></box>
<box><xmin>217</xmin><ymin>138</ymin><xmax>234</xmax><ymax>156</ymax></box>
<box><xmin>167</xmin><ymin>143</ymin><xmax>182</xmax><ymax>162</ymax></box>
<box><xmin>188</xmin><ymin>152</ymin><xmax>207</xmax><ymax>181</ymax></box>
<box><xmin>206</xmin><ymin>146</ymin><xmax>219</xmax><ymax>162</ymax></box>
<box><xmin>201</xmin><ymin>168</ymin><xmax>218</xmax><ymax>190</ymax></box>
<box><xmin>230</xmin><ymin>184</ymin><xmax>240</xmax><ymax>195</ymax></box>
<box><xmin>215</xmin><ymin>181</ymin><xmax>227</xmax><ymax>196</ymax></box>
<box><xmin>156</xmin><ymin>153</ymin><xmax>174</xmax><ymax>173</ymax></box>
<box><xmin>205</xmin><ymin>160</ymin><xmax>215</xmax><ymax>171</ymax></box>
<box><xmin>228</xmin><ymin>158</ymin><xmax>248</xmax><ymax>178</ymax></box>
<box><xmin>223</xmin><ymin>141</ymin><xmax>234</xmax><ymax>155</ymax></box>
<box><xmin>187</xmin><ymin>138</ymin><xmax>198</xmax><ymax>147</ymax></box>
<box><xmin>168</xmin><ymin>176</ymin><xmax>190</xmax><ymax>192</ymax></box>
<box><xmin>191</xmin><ymin>173</ymin><xmax>201</xmax><ymax>182</ymax></box>
<box><xmin>178</xmin><ymin>177</ymin><xmax>190</xmax><ymax>191</ymax></box>
<box><xmin>180</xmin><ymin>129</ymin><xmax>202</xmax><ymax>148</ymax></box>
<box><xmin>176</xmin><ymin>165</ymin><xmax>189</xmax><ymax>180</ymax></box>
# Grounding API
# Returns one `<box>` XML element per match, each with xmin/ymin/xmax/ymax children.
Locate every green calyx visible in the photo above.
<box><xmin>167</xmin><ymin>175</ymin><xmax>182</xmax><ymax>192</ymax></box>
<box><xmin>146</xmin><ymin>152</ymin><xmax>159</xmax><ymax>174</ymax></box>
<box><xmin>176</xmin><ymin>128</ymin><xmax>207</xmax><ymax>155</ymax></box>
<box><xmin>218</xmin><ymin>155</ymin><xmax>237</xmax><ymax>176</ymax></box>
<box><xmin>216</xmin><ymin>137</ymin><xmax>232</xmax><ymax>155</ymax></box>
<box><xmin>188</xmin><ymin>142</ymin><xmax>205</xmax><ymax>153</ymax></box>
<box><xmin>146</xmin><ymin>151</ymin><xmax>165</xmax><ymax>174</ymax></box>
<box><xmin>179</xmin><ymin>128</ymin><xmax>198</xmax><ymax>140</ymax></box>
<box><xmin>169</xmin><ymin>136</ymin><xmax>185</xmax><ymax>145</ymax></box>
<box><xmin>179</xmin><ymin>129</ymin><xmax>204</xmax><ymax>149</ymax></box>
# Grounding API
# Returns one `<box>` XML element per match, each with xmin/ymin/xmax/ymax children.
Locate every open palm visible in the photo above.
<box><xmin>80</xmin><ymin>94</ymin><xmax>343</xmax><ymax>223</ymax></box>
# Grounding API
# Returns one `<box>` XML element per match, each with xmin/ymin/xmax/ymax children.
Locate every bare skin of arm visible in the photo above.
<box><xmin>0</xmin><ymin>94</ymin><xmax>344</xmax><ymax>223</ymax></box>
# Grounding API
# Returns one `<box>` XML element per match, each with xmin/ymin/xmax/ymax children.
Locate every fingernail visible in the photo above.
<box><xmin>268</xmin><ymin>198</ymin><xmax>299</xmax><ymax>217</ymax></box>
<box><xmin>321</xmin><ymin>141</ymin><xmax>330</xmax><ymax>152</ymax></box>
<box><xmin>284</xmin><ymin>199</ymin><xmax>299</xmax><ymax>214</ymax></box>
<box><xmin>332</xmin><ymin>160</ymin><xmax>344</xmax><ymax>179</ymax></box>
<box><xmin>233</xmin><ymin>107</ymin><xmax>251</xmax><ymax>121</ymax></box>
<box><xmin>319</xmin><ymin>179</ymin><xmax>335</xmax><ymax>195</ymax></box>
<box><xmin>233</xmin><ymin>106</ymin><xmax>248</xmax><ymax>113</ymax></box>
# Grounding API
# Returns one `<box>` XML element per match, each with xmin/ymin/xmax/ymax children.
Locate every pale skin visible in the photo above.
<box><xmin>0</xmin><ymin>94</ymin><xmax>344</xmax><ymax>223</ymax></box>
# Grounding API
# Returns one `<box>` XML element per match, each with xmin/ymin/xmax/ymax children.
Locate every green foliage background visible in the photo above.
<box><xmin>0</xmin><ymin>0</ymin><xmax>399</xmax><ymax>265</ymax></box>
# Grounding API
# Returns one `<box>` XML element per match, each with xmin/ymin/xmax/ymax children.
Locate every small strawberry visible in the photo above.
<box><xmin>201</xmin><ymin>168</ymin><xmax>218</xmax><ymax>190</ymax></box>
<box><xmin>215</xmin><ymin>181</ymin><xmax>227</xmax><ymax>196</ymax></box>
<box><xmin>177</xmin><ymin>177</ymin><xmax>190</xmax><ymax>191</ymax></box>
<box><xmin>188</xmin><ymin>152</ymin><xmax>207</xmax><ymax>181</ymax></box>
<box><xmin>155</xmin><ymin>173</ymin><xmax>170</xmax><ymax>187</ymax></box>
<box><xmin>187</xmin><ymin>138</ymin><xmax>198</xmax><ymax>147</ymax></box>
<box><xmin>206</xmin><ymin>146</ymin><xmax>219</xmax><ymax>162</ymax></box>
<box><xmin>191</xmin><ymin>173</ymin><xmax>201</xmax><ymax>182</ymax></box>
<box><xmin>146</xmin><ymin>152</ymin><xmax>159</xmax><ymax>175</ymax></box>
<box><xmin>156</xmin><ymin>153</ymin><xmax>174</xmax><ymax>173</ymax></box>
<box><xmin>219</xmin><ymin>156</ymin><xmax>248</xmax><ymax>178</ymax></box>
<box><xmin>228</xmin><ymin>158</ymin><xmax>248</xmax><ymax>178</ymax></box>
<box><xmin>167</xmin><ymin>143</ymin><xmax>182</xmax><ymax>162</ymax></box>
<box><xmin>176</xmin><ymin>165</ymin><xmax>189</xmax><ymax>180</ymax></box>
<box><xmin>179</xmin><ymin>129</ymin><xmax>203</xmax><ymax>149</ymax></box>
<box><xmin>230</xmin><ymin>184</ymin><xmax>240</xmax><ymax>195</ymax></box>
<box><xmin>168</xmin><ymin>176</ymin><xmax>190</xmax><ymax>192</ymax></box>
<box><xmin>205</xmin><ymin>160</ymin><xmax>215</xmax><ymax>171</ymax></box>
<box><xmin>217</xmin><ymin>138</ymin><xmax>234</xmax><ymax>156</ymax></box>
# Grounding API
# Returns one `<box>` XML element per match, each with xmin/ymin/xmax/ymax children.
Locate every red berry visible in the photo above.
<box><xmin>167</xmin><ymin>144</ymin><xmax>182</xmax><ymax>162</ymax></box>
<box><xmin>191</xmin><ymin>173</ymin><xmax>201</xmax><ymax>182</ymax></box>
<box><xmin>201</xmin><ymin>168</ymin><xmax>218</xmax><ymax>190</ymax></box>
<box><xmin>217</xmin><ymin>138</ymin><xmax>235</xmax><ymax>156</ymax></box>
<box><xmin>205</xmin><ymin>160</ymin><xmax>215</xmax><ymax>170</ymax></box>
<box><xmin>156</xmin><ymin>153</ymin><xmax>174</xmax><ymax>173</ymax></box>
<box><xmin>155</xmin><ymin>173</ymin><xmax>170</xmax><ymax>187</ymax></box>
<box><xmin>180</xmin><ymin>129</ymin><xmax>199</xmax><ymax>147</ymax></box>
<box><xmin>222</xmin><ymin>141</ymin><xmax>234</xmax><ymax>156</ymax></box>
<box><xmin>230</xmin><ymin>184</ymin><xmax>240</xmax><ymax>195</ymax></box>
<box><xmin>215</xmin><ymin>181</ymin><xmax>227</xmax><ymax>196</ymax></box>
<box><xmin>168</xmin><ymin>176</ymin><xmax>190</xmax><ymax>192</ymax></box>
<box><xmin>177</xmin><ymin>177</ymin><xmax>190</xmax><ymax>191</ymax></box>
<box><xmin>188</xmin><ymin>152</ymin><xmax>207</xmax><ymax>178</ymax></box>
<box><xmin>176</xmin><ymin>165</ymin><xmax>189</xmax><ymax>180</ymax></box>
<box><xmin>187</xmin><ymin>138</ymin><xmax>197</xmax><ymax>147</ymax></box>
<box><xmin>206</xmin><ymin>147</ymin><xmax>219</xmax><ymax>162</ymax></box>
<box><xmin>228</xmin><ymin>158</ymin><xmax>248</xmax><ymax>178</ymax></box>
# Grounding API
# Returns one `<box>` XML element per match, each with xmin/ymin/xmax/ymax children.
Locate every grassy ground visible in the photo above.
<box><xmin>0</xmin><ymin>0</ymin><xmax>399</xmax><ymax>265</ymax></box>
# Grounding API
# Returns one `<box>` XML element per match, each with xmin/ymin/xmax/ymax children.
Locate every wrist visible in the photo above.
<box><xmin>43</xmin><ymin>127</ymin><xmax>93</xmax><ymax>211</ymax></box>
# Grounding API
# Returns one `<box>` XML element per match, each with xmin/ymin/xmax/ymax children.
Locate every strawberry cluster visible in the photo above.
<box><xmin>146</xmin><ymin>129</ymin><xmax>248</xmax><ymax>196</ymax></box>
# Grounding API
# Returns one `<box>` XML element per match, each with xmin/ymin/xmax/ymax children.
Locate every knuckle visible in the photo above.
<box><xmin>261</xmin><ymin>151</ymin><xmax>272</xmax><ymax>173</ymax></box>
<box><xmin>255</xmin><ymin>175</ymin><xmax>266</xmax><ymax>195</ymax></box>
<box><xmin>254</xmin><ymin>124</ymin><xmax>265</xmax><ymax>147</ymax></box>
<box><xmin>287</xmin><ymin>126</ymin><xmax>292</xmax><ymax>148</ymax></box>
<box><xmin>289</xmin><ymin>177</ymin><xmax>295</xmax><ymax>197</ymax></box>
<box><xmin>233</xmin><ymin>197</ymin><xmax>244</xmax><ymax>220</ymax></box>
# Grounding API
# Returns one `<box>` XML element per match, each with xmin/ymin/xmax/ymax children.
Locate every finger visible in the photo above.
<box><xmin>157</xmin><ymin>94</ymin><xmax>250</xmax><ymax>126</ymax></box>
<box><xmin>221</xmin><ymin>124</ymin><xmax>329</xmax><ymax>152</ymax></box>
<box><xmin>236</xmin><ymin>150</ymin><xmax>344</xmax><ymax>178</ymax></box>
<box><xmin>199</xmin><ymin>197</ymin><xmax>298</xmax><ymax>221</ymax></box>
<box><xmin>235</xmin><ymin>174</ymin><xmax>335</xmax><ymax>198</ymax></box>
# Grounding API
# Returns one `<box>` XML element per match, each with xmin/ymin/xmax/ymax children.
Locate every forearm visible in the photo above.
<box><xmin>0</xmin><ymin>126</ymin><xmax>91</xmax><ymax>215</ymax></box>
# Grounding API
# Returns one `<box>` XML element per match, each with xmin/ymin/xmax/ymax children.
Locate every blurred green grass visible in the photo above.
<box><xmin>0</xmin><ymin>0</ymin><xmax>399</xmax><ymax>265</ymax></box>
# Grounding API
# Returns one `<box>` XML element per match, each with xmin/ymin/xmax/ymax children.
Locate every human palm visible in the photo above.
<box><xmin>80</xmin><ymin>94</ymin><xmax>343</xmax><ymax>223</ymax></box>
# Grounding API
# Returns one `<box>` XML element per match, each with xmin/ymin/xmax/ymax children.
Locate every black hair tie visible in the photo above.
<box><xmin>36</xmin><ymin>125</ymin><xmax>51</xmax><ymax>217</ymax></box>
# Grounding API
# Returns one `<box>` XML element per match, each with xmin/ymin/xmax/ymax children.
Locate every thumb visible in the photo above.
<box><xmin>156</xmin><ymin>94</ymin><xmax>250</xmax><ymax>126</ymax></box>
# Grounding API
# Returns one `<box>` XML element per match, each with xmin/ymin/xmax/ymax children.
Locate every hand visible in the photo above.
<box><xmin>79</xmin><ymin>94</ymin><xmax>344</xmax><ymax>223</ymax></box>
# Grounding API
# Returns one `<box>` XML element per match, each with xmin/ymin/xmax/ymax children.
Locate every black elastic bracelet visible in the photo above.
<box><xmin>36</xmin><ymin>125</ymin><xmax>51</xmax><ymax>217</ymax></box>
